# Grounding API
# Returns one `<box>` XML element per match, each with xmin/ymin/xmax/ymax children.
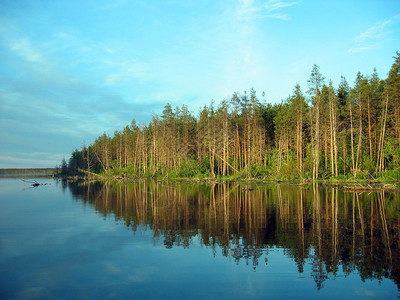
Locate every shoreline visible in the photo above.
<box><xmin>50</xmin><ymin>173</ymin><xmax>400</xmax><ymax>191</ymax></box>
<box><xmin>3</xmin><ymin>168</ymin><xmax>399</xmax><ymax>191</ymax></box>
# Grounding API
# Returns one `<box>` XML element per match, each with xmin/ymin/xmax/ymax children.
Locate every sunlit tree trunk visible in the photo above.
<box><xmin>376</xmin><ymin>93</ymin><xmax>389</xmax><ymax>173</ymax></box>
<box><xmin>349</xmin><ymin>100</ymin><xmax>356</xmax><ymax>179</ymax></box>
<box><xmin>367</xmin><ymin>92</ymin><xmax>373</xmax><ymax>157</ymax></box>
<box><xmin>308</xmin><ymin>65</ymin><xmax>324</xmax><ymax>180</ymax></box>
<box><xmin>355</xmin><ymin>93</ymin><xmax>363</xmax><ymax>177</ymax></box>
<box><xmin>328</xmin><ymin>84</ymin><xmax>338</xmax><ymax>176</ymax></box>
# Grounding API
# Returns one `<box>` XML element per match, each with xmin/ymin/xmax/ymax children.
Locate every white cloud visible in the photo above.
<box><xmin>105</xmin><ymin>61</ymin><xmax>152</xmax><ymax>85</ymax></box>
<box><xmin>348</xmin><ymin>45</ymin><xmax>378</xmax><ymax>54</ymax></box>
<box><xmin>11</xmin><ymin>38</ymin><xmax>44</xmax><ymax>62</ymax></box>
<box><xmin>263</xmin><ymin>14</ymin><xmax>291</xmax><ymax>20</ymax></box>
<box><xmin>355</xmin><ymin>19</ymin><xmax>394</xmax><ymax>42</ymax></box>
<box><xmin>350</xmin><ymin>14</ymin><xmax>400</xmax><ymax>53</ymax></box>
<box><xmin>237</xmin><ymin>0</ymin><xmax>261</xmax><ymax>20</ymax></box>
<box><xmin>105</xmin><ymin>47</ymin><xmax>116</xmax><ymax>54</ymax></box>
<box><xmin>106</xmin><ymin>73</ymin><xmax>121</xmax><ymax>84</ymax></box>
<box><xmin>264</xmin><ymin>0</ymin><xmax>300</xmax><ymax>11</ymax></box>
<box><xmin>237</xmin><ymin>0</ymin><xmax>299</xmax><ymax>21</ymax></box>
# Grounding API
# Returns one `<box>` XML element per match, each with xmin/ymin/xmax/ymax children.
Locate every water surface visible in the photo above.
<box><xmin>0</xmin><ymin>178</ymin><xmax>399</xmax><ymax>299</ymax></box>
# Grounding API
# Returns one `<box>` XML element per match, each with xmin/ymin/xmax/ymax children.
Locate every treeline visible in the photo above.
<box><xmin>63</xmin><ymin>52</ymin><xmax>400</xmax><ymax>180</ymax></box>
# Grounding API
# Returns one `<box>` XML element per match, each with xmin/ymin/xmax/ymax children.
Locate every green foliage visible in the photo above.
<box><xmin>60</xmin><ymin>158</ymin><xmax>68</xmax><ymax>174</ymax></box>
<box><xmin>278</xmin><ymin>157</ymin><xmax>301</xmax><ymax>181</ymax></box>
<box><xmin>260</xmin><ymin>103</ymin><xmax>278</xmax><ymax>144</ymax></box>
<box><xmin>384</xmin><ymin>137</ymin><xmax>400</xmax><ymax>169</ymax></box>
<box><xmin>387</xmin><ymin>51</ymin><xmax>400</xmax><ymax>100</ymax></box>
<box><xmin>60</xmin><ymin>52</ymin><xmax>400</xmax><ymax>183</ymax></box>
<box><xmin>108</xmin><ymin>163</ymin><xmax>125</xmax><ymax>177</ymax></box>
<box><xmin>303</xmin><ymin>144</ymin><xmax>315</xmax><ymax>179</ymax></box>
<box><xmin>126</xmin><ymin>162</ymin><xmax>137</xmax><ymax>177</ymax></box>
<box><xmin>170</xmin><ymin>159</ymin><xmax>204</xmax><ymax>178</ymax></box>
<box><xmin>250</xmin><ymin>164</ymin><xmax>270</xmax><ymax>178</ymax></box>
<box><xmin>362</xmin><ymin>155</ymin><xmax>376</xmax><ymax>175</ymax></box>
<box><xmin>333</xmin><ymin>173</ymin><xmax>353</xmax><ymax>181</ymax></box>
<box><xmin>381</xmin><ymin>169</ymin><xmax>400</xmax><ymax>182</ymax></box>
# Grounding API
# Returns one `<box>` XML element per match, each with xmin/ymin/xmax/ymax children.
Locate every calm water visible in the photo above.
<box><xmin>0</xmin><ymin>177</ymin><xmax>399</xmax><ymax>299</ymax></box>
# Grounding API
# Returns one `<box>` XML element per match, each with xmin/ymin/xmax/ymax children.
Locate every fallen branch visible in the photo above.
<box><xmin>21</xmin><ymin>179</ymin><xmax>47</xmax><ymax>187</ymax></box>
<box><xmin>78</xmin><ymin>168</ymin><xmax>101</xmax><ymax>177</ymax></box>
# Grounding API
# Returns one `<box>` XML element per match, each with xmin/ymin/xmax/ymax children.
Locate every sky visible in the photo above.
<box><xmin>0</xmin><ymin>0</ymin><xmax>399</xmax><ymax>168</ymax></box>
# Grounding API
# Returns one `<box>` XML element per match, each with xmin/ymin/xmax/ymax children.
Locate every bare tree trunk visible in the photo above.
<box><xmin>367</xmin><ymin>93</ymin><xmax>373</xmax><ymax>157</ymax></box>
<box><xmin>119</xmin><ymin>135</ymin><xmax>122</xmax><ymax>168</ymax></box>
<box><xmin>309</xmin><ymin>106</ymin><xmax>316</xmax><ymax>179</ymax></box>
<box><xmin>343</xmin><ymin>135</ymin><xmax>346</xmax><ymax>176</ymax></box>
<box><xmin>376</xmin><ymin>93</ymin><xmax>389</xmax><ymax>174</ymax></box>
<box><xmin>350</xmin><ymin>100</ymin><xmax>355</xmax><ymax>179</ymax></box>
<box><xmin>333</xmin><ymin>110</ymin><xmax>338</xmax><ymax>177</ymax></box>
<box><xmin>297</xmin><ymin>100</ymin><xmax>303</xmax><ymax>179</ymax></box>
<box><xmin>324</xmin><ymin>127</ymin><xmax>328</xmax><ymax>170</ymax></box>
<box><xmin>299</xmin><ymin>104</ymin><xmax>303</xmax><ymax>179</ymax></box>
<box><xmin>330</xmin><ymin>86</ymin><xmax>338</xmax><ymax>176</ymax></box>
<box><xmin>329</xmin><ymin>87</ymin><xmax>337</xmax><ymax>177</ymax></box>
<box><xmin>222</xmin><ymin>110</ymin><xmax>229</xmax><ymax>176</ymax></box>
<box><xmin>235</xmin><ymin>121</ymin><xmax>240</xmax><ymax>171</ymax></box>
<box><xmin>355</xmin><ymin>94</ymin><xmax>363</xmax><ymax>178</ymax></box>
<box><xmin>314</xmin><ymin>96</ymin><xmax>320</xmax><ymax>180</ymax></box>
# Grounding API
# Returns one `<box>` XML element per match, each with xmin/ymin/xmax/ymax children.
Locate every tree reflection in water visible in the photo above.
<box><xmin>66</xmin><ymin>180</ymin><xmax>400</xmax><ymax>290</ymax></box>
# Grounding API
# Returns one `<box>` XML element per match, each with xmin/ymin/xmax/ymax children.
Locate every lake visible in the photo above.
<box><xmin>0</xmin><ymin>177</ymin><xmax>399</xmax><ymax>299</ymax></box>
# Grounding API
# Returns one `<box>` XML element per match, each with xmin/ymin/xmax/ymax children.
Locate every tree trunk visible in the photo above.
<box><xmin>350</xmin><ymin>100</ymin><xmax>355</xmax><ymax>179</ymax></box>
<box><xmin>314</xmin><ymin>96</ymin><xmax>320</xmax><ymax>180</ymax></box>
<box><xmin>376</xmin><ymin>93</ymin><xmax>389</xmax><ymax>173</ymax></box>
<box><xmin>367</xmin><ymin>93</ymin><xmax>373</xmax><ymax>157</ymax></box>
<box><xmin>355</xmin><ymin>93</ymin><xmax>363</xmax><ymax>178</ymax></box>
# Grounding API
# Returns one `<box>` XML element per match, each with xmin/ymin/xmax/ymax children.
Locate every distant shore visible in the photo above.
<box><xmin>0</xmin><ymin>168</ymin><xmax>58</xmax><ymax>175</ymax></box>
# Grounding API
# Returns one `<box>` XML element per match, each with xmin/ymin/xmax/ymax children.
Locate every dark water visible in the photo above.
<box><xmin>0</xmin><ymin>177</ymin><xmax>399</xmax><ymax>299</ymax></box>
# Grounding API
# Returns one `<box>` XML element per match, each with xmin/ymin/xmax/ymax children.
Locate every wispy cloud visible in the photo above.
<box><xmin>264</xmin><ymin>0</ymin><xmax>300</xmax><ymax>11</ymax></box>
<box><xmin>237</xmin><ymin>0</ymin><xmax>259</xmax><ymax>20</ymax></box>
<box><xmin>237</xmin><ymin>0</ymin><xmax>299</xmax><ymax>21</ymax></box>
<box><xmin>349</xmin><ymin>14</ymin><xmax>400</xmax><ymax>53</ymax></box>
<box><xmin>263</xmin><ymin>14</ymin><xmax>291</xmax><ymax>21</ymax></box>
<box><xmin>355</xmin><ymin>14</ymin><xmax>399</xmax><ymax>42</ymax></box>
<box><xmin>105</xmin><ymin>61</ymin><xmax>152</xmax><ymax>85</ymax></box>
<box><xmin>348</xmin><ymin>45</ymin><xmax>378</xmax><ymax>54</ymax></box>
<box><xmin>11</xmin><ymin>38</ymin><xmax>44</xmax><ymax>62</ymax></box>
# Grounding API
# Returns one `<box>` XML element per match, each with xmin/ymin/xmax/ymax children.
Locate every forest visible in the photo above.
<box><xmin>62</xmin><ymin>52</ymin><xmax>400</xmax><ymax>181</ymax></box>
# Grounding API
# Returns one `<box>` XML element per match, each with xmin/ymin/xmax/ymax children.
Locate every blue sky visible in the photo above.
<box><xmin>0</xmin><ymin>0</ymin><xmax>399</xmax><ymax>168</ymax></box>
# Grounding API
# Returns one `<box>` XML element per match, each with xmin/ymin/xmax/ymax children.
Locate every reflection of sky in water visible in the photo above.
<box><xmin>0</xmin><ymin>178</ymin><xmax>398</xmax><ymax>299</ymax></box>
